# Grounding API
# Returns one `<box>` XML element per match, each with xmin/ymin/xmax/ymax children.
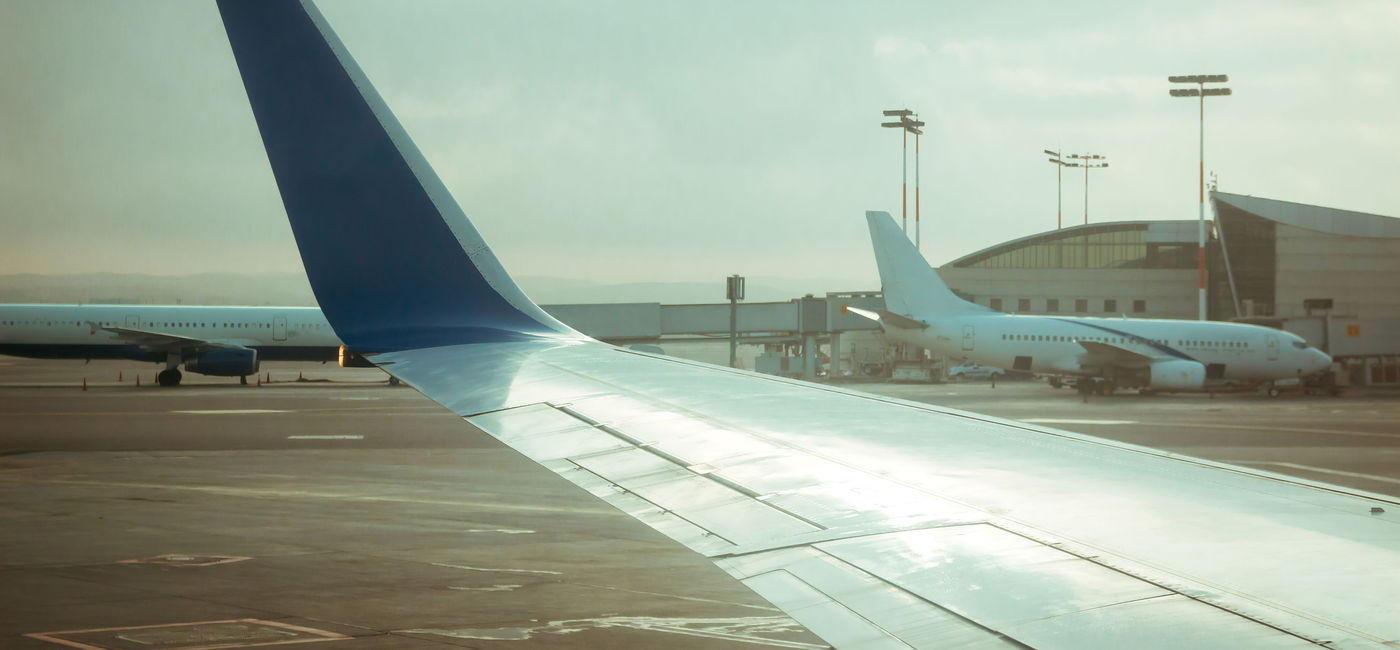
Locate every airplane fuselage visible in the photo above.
<box><xmin>881</xmin><ymin>311</ymin><xmax>1331</xmax><ymax>388</ymax></box>
<box><xmin>0</xmin><ymin>304</ymin><xmax>341</xmax><ymax>363</ymax></box>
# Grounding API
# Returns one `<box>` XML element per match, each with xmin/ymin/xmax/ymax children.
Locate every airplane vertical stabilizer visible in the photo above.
<box><xmin>865</xmin><ymin>211</ymin><xmax>986</xmax><ymax>318</ymax></box>
<box><xmin>216</xmin><ymin>0</ymin><xmax>578</xmax><ymax>353</ymax></box>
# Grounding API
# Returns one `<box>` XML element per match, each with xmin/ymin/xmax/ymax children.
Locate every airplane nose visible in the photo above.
<box><xmin>1310</xmin><ymin>348</ymin><xmax>1332</xmax><ymax>373</ymax></box>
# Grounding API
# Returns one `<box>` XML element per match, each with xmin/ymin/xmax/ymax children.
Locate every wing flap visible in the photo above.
<box><xmin>732</xmin><ymin>548</ymin><xmax>1022</xmax><ymax>649</ymax></box>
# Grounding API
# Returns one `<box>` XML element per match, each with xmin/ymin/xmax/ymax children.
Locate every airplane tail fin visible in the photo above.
<box><xmin>865</xmin><ymin>211</ymin><xmax>986</xmax><ymax>318</ymax></box>
<box><xmin>216</xmin><ymin>0</ymin><xmax>578</xmax><ymax>353</ymax></box>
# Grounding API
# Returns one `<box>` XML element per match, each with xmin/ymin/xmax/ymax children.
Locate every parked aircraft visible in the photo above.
<box><xmin>852</xmin><ymin>211</ymin><xmax>1332</xmax><ymax>396</ymax></box>
<box><xmin>0</xmin><ymin>304</ymin><xmax>372</xmax><ymax>385</ymax></box>
<box><xmin>211</xmin><ymin>2</ymin><xmax>1400</xmax><ymax>647</ymax></box>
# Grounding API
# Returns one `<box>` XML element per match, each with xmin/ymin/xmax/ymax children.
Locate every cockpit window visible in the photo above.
<box><xmin>1291</xmin><ymin>341</ymin><xmax>1308</xmax><ymax>349</ymax></box>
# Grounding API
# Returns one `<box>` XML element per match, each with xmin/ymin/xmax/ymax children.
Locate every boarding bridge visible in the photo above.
<box><xmin>540</xmin><ymin>291</ymin><xmax>889</xmax><ymax>379</ymax></box>
<box><xmin>541</xmin><ymin>291</ymin><xmax>884</xmax><ymax>343</ymax></box>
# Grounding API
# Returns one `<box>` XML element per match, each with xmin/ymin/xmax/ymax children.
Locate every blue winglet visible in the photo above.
<box><xmin>216</xmin><ymin>0</ymin><xmax>577</xmax><ymax>352</ymax></box>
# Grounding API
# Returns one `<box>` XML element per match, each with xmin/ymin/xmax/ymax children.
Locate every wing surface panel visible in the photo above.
<box><xmin>377</xmin><ymin>341</ymin><xmax>1399</xmax><ymax>648</ymax></box>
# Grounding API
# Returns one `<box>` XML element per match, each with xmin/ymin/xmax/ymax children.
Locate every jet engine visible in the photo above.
<box><xmin>1147</xmin><ymin>359</ymin><xmax>1206</xmax><ymax>390</ymax></box>
<box><xmin>184</xmin><ymin>348</ymin><xmax>260</xmax><ymax>377</ymax></box>
<box><xmin>339</xmin><ymin>345</ymin><xmax>375</xmax><ymax>368</ymax></box>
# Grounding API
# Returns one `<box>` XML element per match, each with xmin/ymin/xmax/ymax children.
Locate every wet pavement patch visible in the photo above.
<box><xmin>25</xmin><ymin>618</ymin><xmax>348</xmax><ymax>649</ymax></box>
<box><xmin>118</xmin><ymin>554</ymin><xmax>251</xmax><ymax>567</ymax></box>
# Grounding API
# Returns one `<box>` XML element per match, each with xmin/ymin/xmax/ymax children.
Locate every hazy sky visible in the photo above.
<box><xmin>2</xmin><ymin>1</ymin><xmax>1397</xmax><ymax>295</ymax></box>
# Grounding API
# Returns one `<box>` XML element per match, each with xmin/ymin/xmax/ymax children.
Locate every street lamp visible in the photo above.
<box><xmin>1045</xmin><ymin>149</ymin><xmax>1066</xmax><ymax>229</ymax></box>
<box><xmin>1169</xmin><ymin>73</ymin><xmax>1231</xmax><ymax>321</ymax></box>
<box><xmin>1062</xmin><ymin>153</ymin><xmax>1108</xmax><ymax>225</ymax></box>
<box><xmin>882</xmin><ymin>110</ymin><xmax>926</xmax><ymax>249</ymax></box>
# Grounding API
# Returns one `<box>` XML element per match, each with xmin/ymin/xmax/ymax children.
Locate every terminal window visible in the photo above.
<box><xmin>1018</xmin><ymin>298</ymin><xmax>1031</xmax><ymax>312</ymax></box>
<box><xmin>1075</xmin><ymin>299</ymin><xmax>1088</xmax><ymax>313</ymax></box>
<box><xmin>1046</xmin><ymin>299</ymin><xmax>1059</xmax><ymax>313</ymax></box>
<box><xmin>1104</xmin><ymin>299</ymin><xmax>1117</xmax><ymax>313</ymax></box>
<box><xmin>990</xmin><ymin>298</ymin><xmax>1003</xmax><ymax>311</ymax></box>
<box><xmin>1133</xmin><ymin>299</ymin><xmax>1146</xmax><ymax>313</ymax></box>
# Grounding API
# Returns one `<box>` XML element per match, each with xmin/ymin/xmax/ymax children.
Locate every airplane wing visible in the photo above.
<box><xmin>95</xmin><ymin>324</ymin><xmax>242</xmax><ymax>353</ymax></box>
<box><xmin>1074</xmin><ymin>339</ymin><xmax>1156</xmax><ymax>368</ymax></box>
<box><xmin>216</xmin><ymin>2</ymin><xmax>1400</xmax><ymax>647</ymax></box>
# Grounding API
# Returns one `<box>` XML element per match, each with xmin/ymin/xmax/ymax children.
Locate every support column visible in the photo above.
<box><xmin>829</xmin><ymin>331</ymin><xmax>842</xmax><ymax>379</ymax></box>
<box><xmin>802</xmin><ymin>334</ymin><xmax>817</xmax><ymax>381</ymax></box>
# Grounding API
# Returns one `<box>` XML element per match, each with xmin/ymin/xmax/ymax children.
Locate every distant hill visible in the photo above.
<box><xmin>0</xmin><ymin>273</ymin><xmax>871</xmax><ymax>307</ymax></box>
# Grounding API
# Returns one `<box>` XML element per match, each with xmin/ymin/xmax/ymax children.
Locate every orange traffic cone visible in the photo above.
<box><xmin>136</xmin><ymin>375</ymin><xmax>141</xmax><ymax>387</ymax></box>
<box><xmin>119</xmin><ymin>370</ymin><xmax>123</xmax><ymax>382</ymax></box>
<box><xmin>82</xmin><ymin>378</ymin><xmax>87</xmax><ymax>391</ymax></box>
<box><xmin>257</xmin><ymin>375</ymin><xmax>262</xmax><ymax>386</ymax></box>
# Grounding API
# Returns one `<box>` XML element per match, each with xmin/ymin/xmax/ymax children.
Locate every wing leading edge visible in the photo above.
<box><xmin>214</xmin><ymin>3</ymin><xmax>1400</xmax><ymax>648</ymax></box>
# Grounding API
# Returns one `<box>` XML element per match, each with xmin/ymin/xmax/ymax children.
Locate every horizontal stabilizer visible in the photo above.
<box><xmin>846</xmin><ymin>306</ymin><xmax>929</xmax><ymax>330</ymax></box>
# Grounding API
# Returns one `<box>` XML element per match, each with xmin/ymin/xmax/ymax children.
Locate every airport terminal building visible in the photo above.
<box><xmin>935</xmin><ymin>191</ymin><xmax>1400</xmax><ymax>384</ymax></box>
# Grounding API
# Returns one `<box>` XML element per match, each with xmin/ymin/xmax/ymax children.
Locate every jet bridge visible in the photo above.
<box><xmin>540</xmin><ymin>291</ymin><xmax>888</xmax><ymax>380</ymax></box>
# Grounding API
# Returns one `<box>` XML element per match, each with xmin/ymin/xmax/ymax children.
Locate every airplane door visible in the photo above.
<box><xmin>962</xmin><ymin>325</ymin><xmax>975</xmax><ymax>351</ymax></box>
<box><xmin>273</xmin><ymin>316</ymin><xmax>288</xmax><ymax>341</ymax></box>
<box><xmin>1266</xmin><ymin>334</ymin><xmax>1278</xmax><ymax>361</ymax></box>
<box><xmin>124</xmin><ymin>315</ymin><xmax>139</xmax><ymax>328</ymax></box>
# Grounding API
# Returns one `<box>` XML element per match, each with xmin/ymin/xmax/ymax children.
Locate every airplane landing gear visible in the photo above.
<box><xmin>157</xmin><ymin>368</ymin><xmax>183</xmax><ymax>387</ymax></box>
<box><xmin>240</xmin><ymin>375</ymin><xmax>248</xmax><ymax>385</ymax></box>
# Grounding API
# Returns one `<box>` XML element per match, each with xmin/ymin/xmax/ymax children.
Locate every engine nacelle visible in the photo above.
<box><xmin>1148</xmin><ymin>359</ymin><xmax>1206</xmax><ymax>390</ymax></box>
<box><xmin>184</xmin><ymin>348</ymin><xmax>259</xmax><ymax>377</ymax></box>
<box><xmin>339</xmin><ymin>345</ymin><xmax>375</xmax><ymax>368</ymax></box>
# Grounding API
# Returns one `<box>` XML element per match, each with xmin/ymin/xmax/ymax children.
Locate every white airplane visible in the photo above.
<box><xmin>853</xmin><ymin>211</ymin><xmax>1332</xmax><ymax>396</ymax></box>
<box><xmin>214</xmin><ymin>2</ymin><xmax>1400</xmax><ymax>647</ymax></box>
<box><xmin>0</xmin><ymin>304</ymin><xmax>367</xmax><ymax>385</ymax></box>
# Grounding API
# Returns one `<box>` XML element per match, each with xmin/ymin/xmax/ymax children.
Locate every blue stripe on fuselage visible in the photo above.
<box><xmin>1048</xmin><ymin>318</ymin><xmax>1197</xmax><ymax>362</ymax></box>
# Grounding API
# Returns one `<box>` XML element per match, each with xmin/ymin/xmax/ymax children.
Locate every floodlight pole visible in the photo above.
<box><xmin>1064</xmin><ymin>154</ymin><xmax>1107</xmax><ymax>225</ymax></box>
<box><xmin>1170</xmin><ymin>74</ymin><xmax>1230</xmax><ymax>320</ymax></box>
<box><xmin>881</xmin><ymin>110</ymin><xmax>926</xmax><ymax>248</ymax></box>
<box><xmin>1044</xmin><ymin>149</ymin><xmax>1064</xmax><ymax>229</ymax></box>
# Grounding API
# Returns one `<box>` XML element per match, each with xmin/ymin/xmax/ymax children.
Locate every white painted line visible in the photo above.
<box><xmin>1024</xmin><ymin>418</ymin><xmax>1138</xmax><ymax>425</ymax></box>
<box><xmin>287</xmin><ymin>435</ymin><xmax>364</xmax><ymax>440</ymax></box>
<box><xmin>1242</xmin><ymin>462</ymin><xmax>1400</xmax><ymax>486</ymax></box>
<box><xmin>431</xmin><ymin>561</ymin><xmax>562</xmax><ymax>575</ymax></box>
<box><xmin>171</xmin><ymin>409</ymin><xmax>290</xmax><ymax>415</ymax></box>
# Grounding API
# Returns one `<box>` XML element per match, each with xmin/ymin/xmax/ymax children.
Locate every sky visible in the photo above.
<box><xmin>1</xmin><ymin>0</ymin><xmax>1397</xmax><ymax>298</ymax></box>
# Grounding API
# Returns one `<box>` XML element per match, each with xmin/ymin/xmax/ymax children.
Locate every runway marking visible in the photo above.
<box><xmin>287</xmin><ymin>434</ymin><xmax>364</xmax><ymax>440</ymax></box>
<box><xmin>463</xmin><ymin>528</ymin><xmax>534</xmax><ymax>534</ymax></box>
<box><xmin>1238</xmin><ymin>462</ymin><xmax>1400</xmax><ymax>486</ymax></box>
<box><xmin>171</xmin><ymin>409</ymin><xmax>290</xmax><ymax>415</ymax></box>
<box><xmin>575</xmin><ymin>582</ymin><xmax>779</xmax><ymax>612</ymax></box>
<box><xmin>401</xmin><ymin>616</ymin><xmax>821</xmax><ymax>648</ymax></box>
<box><xmin>449</xmin><ymin>584</ymin><xmax>522</xmax><ymax>592</ymax></box>
<box><xmin>1151</xmin><ymin>422</ymin><xmax>1400</xmax><ymax>440</ymax></box>
<box><xmin>432</xmin><ymin>562</ymin><xmax>562</xmax><ymax>575</ymax></box>
<box><xmin>1024</xmin><ymin>418</ymin><xmax>1139</xmax><ymax>425</ymax></box>
<box><xmin>0</xmin><ymin>477</ymin><xmax>615</xmax><ymax>515</ymax></box>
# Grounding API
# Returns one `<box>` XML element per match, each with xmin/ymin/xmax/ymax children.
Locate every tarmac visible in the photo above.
<box><xmin>3</xmin><ymin>355</ymin><xmax>1398</xmax><ymax>649</ymax></box>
